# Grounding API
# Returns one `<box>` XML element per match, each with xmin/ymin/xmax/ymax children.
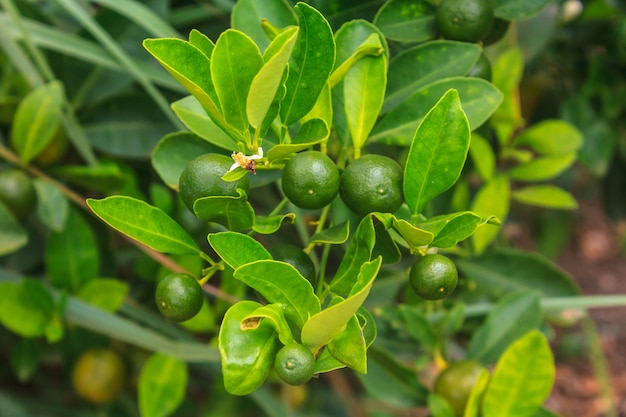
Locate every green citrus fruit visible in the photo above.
<box><xmin>436</xmin><ymin>0</ymin><xmax>494</xmax><ymax>43</ymax></box>
<box><xmin>71</xmin><ymin>348</ymin><xmax>125</xmax><ymax>404</ymax></box>
<box><xmin>0</xmin><ymin>168</ymin><xmax>36</xmax><ymax>220</ymax></box>
<box><xmin>178</xmin><ymin>153</ymin><xmax>249</xmax><ymax>212</ymax></box>
<box><xmin>409</xmin><ymin>254</ymin><xmax>458</xmax><ymax>300</ymax></box>
<box><xmin>281</xmin><ymin>151</ymin><xmax>339</xmax><ymax>210</ymax></box>
<box><xmin>467</xmin><ymin>52</ymin><xmax>492</xmax><ymax>81</ymax></box>
<box><xmin>434</xmin><ymin>359</ymin><xmax>486</xmax><ymax>416</ymax></box>
<box><xmin>339</xmin><ymin>154</ymin><xmax>404</xmax><ymax>216</ymax></box>
<box><xmin>274</xmin><ymin>343</ymin><xmax>316</xmax><ymax>386</ymax></box>
<box><xmin>269</xmin><ymin>244</ymin><xmax>317</xmax><ymax>287</ymax></box>
<box><xmin>155</xmin><ymin>273</ymin><xmax>204</xmax><ymax>322</ymax></box>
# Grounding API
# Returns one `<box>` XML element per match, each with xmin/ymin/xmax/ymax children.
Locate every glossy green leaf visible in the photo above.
<box><xmin>328</xmin><ymin>313</ymin><xmax>367</xmax><ymax>373</ymax></box>
<box><xmin>464</xmin><ymin>369</ymin><xmax>491</xmax><ymax>417</ymax></box>
<box><xmin>357</xmin><ymin>346</ymin><xmax>428</xmax><ymax>407</ymax></box>
<box><xmin>315</xmin><ymin>347</ymin><xmax>347</xmax><ymax>373</ymax></box>
<box><xmin>456</xmin><ymin>248</ymin><xmax>580</xmax><ymax>299</ymax></box>
<box><xmin>87</xmin><ymin>196</ymin><xmax>201</xmax><ymax>256</ymax></box>
<box><xmin>33</xmin><ymin>179</ymin><xmax>68</xmax><ymax>232</ymax></box>
<box><xmin>11</xmin><ymin>81</ymin><xmax>63</xmax><ymax>164</ymax></box>
<box><xmin>471</xmin><ymin>176</ymin><xmax>510</xmax><ymax>255</ymax></box>
<box><xmin>309</xmin><ymin>220</ymin><xmax>350</xmax><ymax>245</ymax></box>
<box><xmin>494</xmin><ymin>0</ymin><xmax>552</xmax><ymax>20</ymax></box>
<box><xmin>373</xmin><ymin>0</ymin><xmax>436</xmax><ymax>43</ymax></box>
<box><xmin>77</xmin><ymin>278</ymin><xmax>128</xmax><ymax>312</ymax></box>
<box><xmin>512</xmin><ymin>185</ymin><xmax>578</xmax><ymax>210</ymax></box>
<box><xmin>372</xmin><ymin>77</ymin><xmax>502</xmax><ymax>145</ymax></box>
<box><xmin>242</xmin><ymin>303</ymin><xmax>295</xmax><ymax>346</ymax></box>
<box><xmin>231</xmin><ymin>0</ymin><xmax>297</xmax><ymax>51</ymax></box>
<box><xmin>343</xmin><ymin>31</ymin><xmax>387</xmax><ymax>153</ymax></box>
<box><xmin>482</xmin><ymin>330</ymin><xmax>555</xmax><ymax>417</ymax></box>
<box><xmin>392</xmin><ymin>218</ymin><xmax>434</xmax><ymax>250</ymax></box>
<box><xmin>399</xmin><ymin>306</ymin><xmax>437</xmax><ymax>350</ymax></box>
<box><xmin>248</xmin><ymin>27</ymin><xmax>298</xmax><ymax>129</ymax></box>
<box><xmin>0</xmin><ymin>203</ymin><xmax>27</xmax><ymax>256</ymax></box>
<box><xmin>251</xmin><ymin>213</ymin><xmax>296</xmax><ymax>234</ymax></box>
<box><xmin>383</xmin><ymin>41</ymin><xmax>481</xmax><ymax>112</ymax></box>
<box><xmin>508</xmin><ymin>153</ymin><xmax>577</xmax><ymax>182</ymax></box>
<box><xmin>151</xmin><ymin>131</ymin><xmax>218</xmax><ymax>189</ymax></box>
<box><xmin>188</xmin><ymin>29</ymin><xmax>214</xmax><ymax>57</ymax></box>
<box><xmin>51</xmin><ymin>161</ymin><xmax>126</xmax><ymax>193</ymax></box>
<box><xmin>45</xmin><ymin>208</ymin><xmax>99</xmax><ymax>292</ymax></box>
<box><xmin>192</xmin><ymin>189</ymin><xmax>255</xmax><ymax>231</ymax></box>
<box><xmin>373</xmin><ymin>221</ymin><xmax>401</xmax><ymax>264</ymax></box>
<box><xmin>418</xmin><ymin>211</ymin><xmax>482</xmax><ymax>248</ymax></box>
<box><xmin>404</xmin><ymin>89</ymin><xmax>470</xmax><ymax>216</ymax></box>
<box><xmin>143</xmin><ymin>38</ymin><xmax>243</xmax><ymax>142</ymax></box>
<box><xmin>208</xmin><ymin>231</ymin><xmax>272</xmax><ymax>270</ymax></box>
<box><xmin>219</xmin><ymin>301</ymin><xmax>280</xmax><ymax>395</ymax></box>
<box><xmin>469</xmin><ymin>133</ymin><xmax>496</xmax><ymax>181</ymax></box>
<box><xmin>428</xmin><ymin>393</ymin><xmax>456</xmax><ymax>417</ymax></box>
<box><xmin>330</xmin><ymin>216</ymin><xmax>376</xmax><ymax>294</ymax></box>
<box><xmin>234</xmin><ymin>260</ymin><xmax>320</xmax><ymax>327</ymax></box>
<box><xmin>138</xmin><ymin>353</ymin><xmax>187</xmax><ymax>417</ymax></box>
<box><xmin>280</xmin><ymin>3</ymin><xmax>335</xmax><ymax>125</ymax></box>
<box><xmin>513</xmin><ymin>119</ymin><xmax>583</xmax><ymax>155</ymax></box>
<box><xmin>171</xmin><ymin>96</ymin><xmax>238</xmax><ymax>151</ymax></box>
<box><xmin>266</xmin><ymin>118</ymin><xmax>329</xmax><ymax>162</ymax></box>
<box><xmin>302</xmin><ymin>257</ymin><xmax>381</xmax><ymax>350</ymax></box>
<box><xmin>0</xmin><ymin>280</ymin><xmax>53</xmax><ymax>337</ymax></box>
<box><xmin>468</xmin><ymin>291</ymin><xmax>543</xmax><ymax>364</ymax></box>
<box><xmin>212</xmin><ymin>29</ymin><xmax>263</xmax><ymax>135</ymax></box>
<box><xmin>490</xmin><ymin>48</ymin><xmax>524</xmax><ymax>146</ymax></box>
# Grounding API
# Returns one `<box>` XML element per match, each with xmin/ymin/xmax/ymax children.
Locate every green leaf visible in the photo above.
<box><xmin>513</xmin><ymin>119</ymin><xmax>584</xmax><ymax>155</ymax></box>
<box><xmin>456</xmin><ymin>248</ymin><xmax>580</xmax><ymax>299</ymax></box>
<box><xmin>188</xmin><ymin>29</ymin><xmax>214</xmax><ymax>57</ymax></box>
<box><xmin>418</xmin><ymin>211</ymin><xmax>482</xmax><ymax>248</ymax></box>
<box><xmin>266</xmin><ymin>118</ymin><xmax>329</xmax><ymax>162</ymax></box>
<box><xmin>372</xmin><ymin>77</ymin><xmax>502</xmax><ymax>145</ymax></box>
<box><xmin>309</xmin><ymin>220</ymin><xmax>350</xmax><ymax>245</ymax></box>
<box><xmin>248</xmin><ymin>27</ymin><xmax>298</xmax><ymax>129</ymax></box>
<box><xmin>45</xmin><ymin>208</ymin><xmax>99</xmax><ymax>292</ymax></box>
<box><xmin>343</xmin><ymin>31</ymin><xmax>387</xmax><ymax>153</ymax></box>
<box><xmin>470</xmin><ymin>176</ymin><xmax>510</xmax><ymax>255</ymax></box>
<box><xmin>0</xmin><ymin>280</ymin><xmax>53</xmax><ymax>337</ymax></box>
<box><xmin>87</xmin><ymin>196</ymin><xmax>201</xmax><ymax>256</ymax></box>
<box><xmin>280</xmin><ymin>2</ymin><xmax>335</xmax><ymax>125</ymax></box>
<box><xmin>328</xmin><ymin>313</ymin><xmax>367</xmax><ymax>373</ymax></box>
<box><xmin>231</xmin><ymin>0</ymin><xmax>297</xmax><ymax>51</ymax></box>
<box><xmin>490</xmin><ymin>48</ymin><xmax>524</xmax><ymax>146</ymax></box>
<box><xmin>51</xmin><ymin>160</ymin><xmax>126</xmax><ymax>193</ymax></box>
<box><xmin>180</xmin><ymin>299</ymin><xmax>215</xmax><ymax>333</ymax></box>
<box><xmin>428</xmin><ymin>393</ymin><xmax>456</xmax><ymax>417</ymax></box>
<box><xmin>10</xmin><ymin>339</ymin><xmax>41</xmax><ymax>383</ymax></box>
<box><xmin>33</xmin><ymin>179</ymin><xmax>68</xmax><ymax>232</ymax></box>
<box><xmin>404</xmin><ymin>89</ymin><xmax>470</xmax><ymax>216</ymax></box>
<box><xmin>77</xmin><ymin>278</ymin><xmax>128</xmax><ymax>312</ymax></box>
<box><xmin>373</xmin><ymin>221</ymin><xmax>401</xmax><ymax>264</ymax></box>
<box><xmin>302</xmin><ymin>257</ymin><xmax>381</xmax><ymax>350</ymax></box>
<box><xmin>211</xmin><ymin>29</ymin><xmax>263</xmax><ymax>135</ymax></box>
<box><xmin>494</xmin><ymin>0</ymin><xmax>552</xmax><ymax>20</ymax></box>
<box><xmin>468</xmin><ymin>291</ymin><xmax>543</xmax><ymax>364</ymax></box>
<box><xmin>218</xmin><ymin>300</ymin><xmax>280</xmax><ymax>395</ymax></box>
<box><xmin>315</xmin><ymin>347</ymin><xmax>347</xmax><ymax>373</ymax></box>
<box><xmin>464</xmin><ymin>369</ymin><xmax>491</xmax><ymax>417</ymax></box>
<box><xmin>357</xmin><ymin>346</ymin><xmax>428</xmax><ymax>407</ymax></box>
<box><xmin>391</xmin><ymin>217</ymin><xmax>434</xmax><ymax>250</ymax></box>
<box><xmin>252</xmin><ymin>213</ymin><xmax>296</xmax><ymax>234</ymax></box>
<box><xmin>208</xmin><ymin>231</ymin><xmax>272</xmax><ymax>270</ymax></box>
<box><xmin>241</xmin><ymin>303</ymin><xmax>295</xmax><ymax>346</ymax></box>
<box><xmin>192</xmin><ymin>189</ymin><xmax>255</xmax><ymax>231</ymax></box>
<box><xmin>482</xmin><ymin>330</ymin><xmax>555</xmax><ymax>417</ymax></box>
<box><xmin>330</xmin><ymin>216</ymin><xmax>376</xmax><ymax>294</ymax></box>
<box><xmin>151</xmin><ymin>131</ymin><xmax>218</xmax><ymax>189</ymax></box>
<box><xmin>383</xmin><ymin>40</ymin><xmax>481</xmax><ymax>112</ymax></box>
<box><xmin>11</xmin><ymin>81</ymin><xmax>63</xmax><ymax>164</ymax></box>
<box><xmin>373</xmin><ymin>0</ymin><xmax>436</xmax><ymax>43</ymax></box>
<box><xmin>234</xmin><ymin>260</ymin><xmax>320</xmax><ymax>327</ymax></box>
<box><xmin>138</xmin><ymin>353</ymin><xmax>187</xmax><ymax>417</ymax></box>
<box><xmin>469</xmin><ymin>133</ymin><xmax>496</xmax><ymax>181</ymax></box>
<box><xmin>0</xmin><ymin>202</ymin><xmax>27</xmax><ymax>256</ymax></box>
<box><xmin>171</xmin><ymin>96</ymin><xmax>238</xmax><ymax>151</ymax></box>
<box><xmin>512</xmin><ymin>185</ymin><xmax>578</xmax><ymax>210</ymax></box>
<box><xmin>508</xmin><ymin>153</ymin><xmax>577</xmax><ymax>182</ymax></box>
<box><xmin>399</xmin><ymin>306</ymin><xmax>438</xmax><ymax>350</ymax></box>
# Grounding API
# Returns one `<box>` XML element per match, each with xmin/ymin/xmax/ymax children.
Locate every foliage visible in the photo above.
<box><xmin>0</xmin><ymin>0</ymin><xmax>625</xmax><ymax>416</ymax></box>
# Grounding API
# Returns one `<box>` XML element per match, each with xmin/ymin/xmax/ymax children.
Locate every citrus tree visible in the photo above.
<box><xmin>0</xmin><ymin>0</ymin><xmax>624</xmax><ymax>416</ymax></box>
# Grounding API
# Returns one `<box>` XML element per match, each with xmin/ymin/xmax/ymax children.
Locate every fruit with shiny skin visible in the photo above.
<box><xmin>281</xmin><ymin>151</ymin><xmax>340</xmax><ymax>210</ymax></box>
<box><xmin>409</xmin><ymin>253</ymin><xmax>458</xmax><ymax>300</ymax></box>
<box><xmin>436</xmin><ymin>0</ymin><xmax>494</xmax><ymax>43</ymax></box>
<box><xmin>155</xmin><ymin>273</ymin><xmax>204</xmax><ymax>322</ymax></box>
<box><xmin>274</xmin><ymin>343</ymin><xmax>316</xmax><ymax>386</ymax></box>
<box><xmin>269</xmin><ymin>244</ymin><xmax>317</xmax><ymax>287</ymax></box>
<box><xmin>434</xmin><ymin>359</ymin><xmax>486</xmax><ymax>416</ymax></box>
